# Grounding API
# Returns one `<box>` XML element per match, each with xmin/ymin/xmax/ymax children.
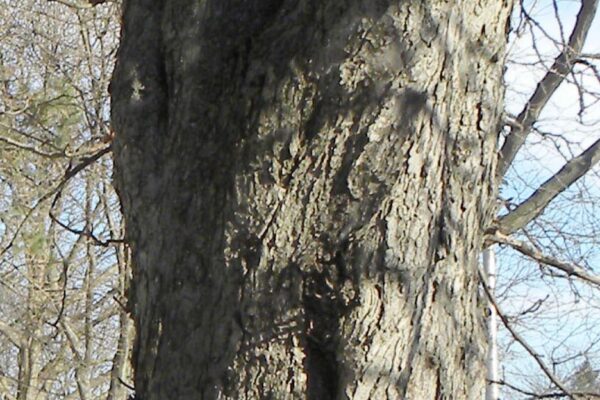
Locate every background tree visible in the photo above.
<box><xmin>490</xmin><ymin>1</ymin><xmax>600</xmax><ymax>397</ymax></box>
<box><xmin>0</xmin><ymin>1</ymin><xmax>132</xmax><ymax>399</ymax></box>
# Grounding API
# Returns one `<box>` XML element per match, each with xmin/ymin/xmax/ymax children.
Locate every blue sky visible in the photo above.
<box><xmin>496</xmin><ymin>0</ymin><xmax>600</xmax><ymax>394</ymax></box>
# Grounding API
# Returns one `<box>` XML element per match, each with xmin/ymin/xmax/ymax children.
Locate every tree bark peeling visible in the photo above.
<box><xmin>111</xmin><ymin>0</ymin><xmax>513</xmax><ymax>398</ymax></box>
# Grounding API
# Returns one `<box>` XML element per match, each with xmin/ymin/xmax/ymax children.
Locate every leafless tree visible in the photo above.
<box><xmin>0</xmin><ymin>1</ymin><xmax>132</xmax><ymax>399</ymax></box>
<box><xmin>487</xmin><ymin>1</ymin><xmax>600</xmax><ymax>398</ymax></box>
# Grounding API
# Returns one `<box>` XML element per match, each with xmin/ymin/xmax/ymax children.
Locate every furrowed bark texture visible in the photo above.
<box><xmin>111</xmin><ymin>1</ymin><xmax>512</xmax><ymax>398</ymax></box>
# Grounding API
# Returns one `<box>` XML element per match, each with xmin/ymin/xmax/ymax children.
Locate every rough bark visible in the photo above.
<box><xmin>111</xmin><ymin>1</ymin><xmax>513</xmax><ymax>399</ymax></box>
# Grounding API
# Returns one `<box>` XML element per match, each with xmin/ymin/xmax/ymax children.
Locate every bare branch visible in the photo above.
<box><xmin>61</xmin><ymin>144</ymin><xmax>112</xmax><ymax>185</ymax></box>
<box><xmin>49</xmin><ymin>209</ymin><xmax>125</xmax><ymax>247</ymax></box>
<box><xmin>489</xmin><ymin>231</ymin><xmax>600</xmax><ymax>287</ymax></box>
<box><xmin>580</xmin><ymin>53</ymin><xmax>600</xmax><ymax>60</ymax></box>
<box><xmin>0</xmin><ymin>320</ymin><xmax>24</xmax><ymax>347</ymax></box>
<box><xmin>0</xmin><ymin>145</ymin><xmax>111</xmax><ymax>261</ymax></box>
<box><xmin>498</xmin><ymin>137</ymin><xmax>600</xmax><ymax>234</ymax></box>
<box><xmin>492</xmin><ymin>379</ymin><xmax>600</xmax><ymax>399</ymax></box>
<box><xmin>46</xmin><ymin>0</ymin><xmax>92</xmax><ymax>9</ymax></box>
<box><xmin>497</xmin><ymin>0</ymin><xmax>599</xmax><ymax>178</ymax></box>
<box><xmin>0</xmin><ymin>135</ymin><xmax>65</xmax><ymax>158</ymax></box>
<box><xmin>479</xmin><ymin>270</ymin><xmax>576</xmax><ymax>400</ymax></box>
<box><xmin>117</xmin><ymin>377</ymin><xmax>135</xmax><ymax>391</ymax></box>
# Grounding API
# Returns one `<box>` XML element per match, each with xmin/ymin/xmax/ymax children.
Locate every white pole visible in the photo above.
<box><xmin>484</xmin><ymin>246</ymin><xmax>500</xmax><ymax>400</ymax></box>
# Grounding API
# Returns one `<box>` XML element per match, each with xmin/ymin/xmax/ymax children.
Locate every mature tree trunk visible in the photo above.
<box><xmin>111</xmin><ymin>1</ymin><xmax>512</xmax><ymax>398</ymax></box>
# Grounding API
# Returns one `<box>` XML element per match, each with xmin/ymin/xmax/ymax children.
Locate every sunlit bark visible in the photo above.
<box><xmin>112</xmin><ymin>0</ymin><xmax>513</xmax><ymax>398</ymax></box>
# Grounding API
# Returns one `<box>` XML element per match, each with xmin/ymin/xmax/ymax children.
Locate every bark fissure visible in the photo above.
<box><xmin>302</xmin><ymin>270</ymin><xmax>341</xmax><ymax>400</ymax></box>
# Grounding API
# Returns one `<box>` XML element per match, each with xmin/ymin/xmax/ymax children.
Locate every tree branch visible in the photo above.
<box><xmin>0</xmin><ymin>145</ymin><xmax>111</xmax><ymax>260</ymax></box>
<box><xmin>492</xmin><ymin>379</ymin><xmax>600</xmax><ymax>399</ymax></box>
<box><xmin>488</xmin><ymin>232</ymin><xmax>600</xmax><ymax>287</ymax></box>
<box><xmin>61</xmin><ymin>144</ymin><xmax>112</xmax><ymax>186</ymax></box>
<box><xmin>0</xmin><ymin>320</ymin><xmax>24</xmax><ymax>347</ymax></box>
<box><xmin>478</xmin><ymin>270</ymin><xmax>576</xmax><ymax>400</ymax></box>
<box><xmin>497</xmin><ymin>137</ymin><xmax>600</xmax><ymax>234</ymax></box>
<box><xmin>49</xmin><ymin>209</ymin><xmax>125</xmax><ymax>247</ymax></box>
<box><xmin>46</xmin><ymin>0</ymin><xmax>93</xmax><ymax>9</ymax></box>
<box><xmin>0</xmin><ymin>135</ymin><xmax>65</xmax><ymax>158</ymax></box>
<box><xmin>497</xmin><ymin>0</ymin><xmax>599</xmax><ymax>178</ymax></box>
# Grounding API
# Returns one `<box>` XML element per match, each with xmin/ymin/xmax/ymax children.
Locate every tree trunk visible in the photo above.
<box><xmin>111</xmin><ymin>1</ymin><xmax>512</xmax><ymax>398</ymax></box>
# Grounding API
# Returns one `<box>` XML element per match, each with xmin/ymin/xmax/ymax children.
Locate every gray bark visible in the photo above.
<box><xmin>111</xmin><ymin>1</ymin><xmax>513</xmax><ymax>398</ymax></box>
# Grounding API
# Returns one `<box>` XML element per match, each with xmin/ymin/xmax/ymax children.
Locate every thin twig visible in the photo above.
<box><xmin>497</xmin><ymin>0</ymin><xmax>599</xmax><ymax>178</ymax></box>
<box><xmin>488</xmin><ymin>231</ymin><xmax>600</xmax><ymax>287</ymax></box>
<box><xmin>492</xmin><ymin>379</ymin><xmax>600</xmax><ymax>399</ymax></box>
<box><xmin>1</xmin><ymin>145</ymin><xmax>112</xmax><ymax>265</ymax></box>
<box><xmin>47</xmin><ymin>145</ymin><xmax>124</xmax><ymax>246</ymax></box>
<box><xmin>49</xmin><ymin>209</ymin><xmax>125</xmax><ymax>247</ymax></box>
<box><xmin>0</xmin><ymin>135</ymin><xmax>66</xmax><ymax>158</ymax></box>
<box><xmin>118</xmin><ymin>377</ymin><xmax>135</xmax><ymax>391</ymax></box>
<box><xmin>46</xmin><ymin>0</ymin><xmax>93</xmax><ymax>9</ymax></box>
<box><xmin>498</xmin><ymin>137</ymin><xmax>600</xmax><ymax>234</ymax></box>
<box><xmin>478</xmin><ymin>270</ymin><xmax>576</xmax><ymax>400</ymax></box>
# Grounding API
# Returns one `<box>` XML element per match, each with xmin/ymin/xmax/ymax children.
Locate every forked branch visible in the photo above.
<box><xmin>498</xmin><ymin>137</ymin><xmax>600</xmax><ymax>234</ymax></box>
<box><xmin>492</xmin><ymin>379</ymin><xmax>600</xmax><ymax>399</ymax></box>
<box><xmin>497</xmin><ymin>0</ymin><xmax>599</xmax><ymax>178</ymax></box>
<box><xmin>479</xmin><ymin>270</ymin><xmax>576</xmax><ymax>400</ymax></box>
<box><xmin>489</xmin><ymin>231</ymin><xmax>600</xmax><ymax>287</ymax></box>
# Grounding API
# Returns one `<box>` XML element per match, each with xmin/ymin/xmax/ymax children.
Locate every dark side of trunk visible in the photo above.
<box><xmin>111</xmin><ymin>1</ymin><xmax>512</xmax><ymax>398</ymax></box>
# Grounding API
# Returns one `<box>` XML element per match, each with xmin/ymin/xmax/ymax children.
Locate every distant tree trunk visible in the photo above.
<box><xmin>107</xmin><ymin>248</ymin><xmax>134</xmax><ymax>400</ymax></box>
<box><xmin>111</xmin><ymin>1</ymin><xmax>513</xmax><ymax>398</ymax></box>
<box><xmin>17</xmin><ymin>336</ymin><xmax>42</xmax><ymax>400</ymax></box>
